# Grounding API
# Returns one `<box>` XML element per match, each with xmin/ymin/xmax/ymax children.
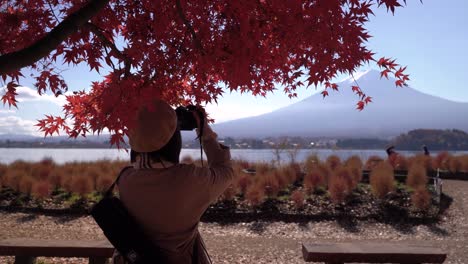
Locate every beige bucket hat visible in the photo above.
<box><xmin>128</xmin><ymin>99</ymin><xmax>177</xmax><ymax>152</ymax></box>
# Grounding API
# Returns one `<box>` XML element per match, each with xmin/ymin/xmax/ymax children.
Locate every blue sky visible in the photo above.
<box><xmin>1</xmin><ymin>0</ymin><xmax>468</xmax><ymax>135</ymax></box>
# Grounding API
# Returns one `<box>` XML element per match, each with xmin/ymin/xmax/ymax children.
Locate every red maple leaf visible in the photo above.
<box><xmin>0</xmin><ymin>0</ymin><xmax>415</xmax><ymax>145</ymax></box>
<box><xmin>1</xmin><ymin>82</ymin><xmax>19</xmax><ymax>108</ymax></box>
<box><xmin>321</xmin><ymin>90</ymin><xmax>329</xmax><ymax>98</ymax></box>
<box><xmin>356</xmin><ymin>101</ymin><xmax>365</xmax><ymax>111</ymax></box>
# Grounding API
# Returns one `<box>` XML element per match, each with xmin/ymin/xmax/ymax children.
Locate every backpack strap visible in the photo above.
<box><xmin>104</xmin><ymin>166</ymin><xmax>133</xmax><ymax>197</ymax></box>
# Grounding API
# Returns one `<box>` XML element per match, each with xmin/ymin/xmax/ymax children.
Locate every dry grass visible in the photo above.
<box><xmin>369</xmin><ymin>162</ymin><xmax>395</xmax><ymax>199</ymax></box>
<box><xmin>411</xmin><ymin>187</ymin><xmax>431</xmax><ymax>210</ymax></box>
<box><xmin>406</xmin><ymin>164</ymin><xmax>428</xmax><ymax>189</ymax></box>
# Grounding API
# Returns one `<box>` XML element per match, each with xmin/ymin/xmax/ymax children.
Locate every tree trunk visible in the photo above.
<box><xmin>0</xmin><ymin>0</ymin><xmax>111</xmax><ymax>75</ymax></box>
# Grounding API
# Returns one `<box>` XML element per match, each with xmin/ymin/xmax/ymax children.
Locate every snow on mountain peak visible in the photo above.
<box><xmin>340</xmin><ymin>69</ymin><xmax>373</xmax><ymax>83</ymax></box>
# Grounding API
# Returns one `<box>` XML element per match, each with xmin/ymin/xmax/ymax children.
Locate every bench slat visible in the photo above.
<box><xmin>0</xmin><ymin>239</ymin><xmax>114</xmax><ymax>258</ymax></box>
<box><xmin>302</xmin><ymin>242</ymin><xmax>447</xmax><ymax>263</ymax></box>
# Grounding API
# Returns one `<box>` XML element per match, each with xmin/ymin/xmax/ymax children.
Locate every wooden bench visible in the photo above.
<box><xmin>0</xmin><ymin>238</ymin><xmax>114</xmax><ymax>264</ymax></box>
<box><xmin>302</xmin><ymin>242</ymin><xmax>447</xmax><ymax>264</ymax></box>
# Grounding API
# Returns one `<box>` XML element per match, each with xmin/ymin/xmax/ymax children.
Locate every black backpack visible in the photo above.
<box><xmin>90</xmin><ymin>166</ymin><xmax>167</xmax><ymax>263</ymax></box>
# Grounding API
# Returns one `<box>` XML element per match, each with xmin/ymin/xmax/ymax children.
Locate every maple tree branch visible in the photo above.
<box><xmin>46</xmin><ymin>0</ymin><xmax>61</xmax><ymax>23</ymax></box>
<box><xmin>0</xmin><ymin>0</ymin><xmax>111</xmax><ymax>75</ymax></box>
<box><xmin>84</xmin><ymin>22</ymin><xmax>131</xmax><ymax>76</ymax></box>
<box><xmin>175</xmin><ymin>0</ymin><xmax>205</xmax><ymax>55</ymax></box>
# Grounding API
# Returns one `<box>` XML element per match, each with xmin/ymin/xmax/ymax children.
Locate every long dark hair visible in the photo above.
<box><xmin>130</xmin><ymin>129</ymin><xmax>182</xmax><ymax>165</ymax></box>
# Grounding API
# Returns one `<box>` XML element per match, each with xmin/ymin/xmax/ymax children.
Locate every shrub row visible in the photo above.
<box><xmin>2</xmin><ymin>152</ymin><xmax>463</xmax><ymax>210</ymax></box>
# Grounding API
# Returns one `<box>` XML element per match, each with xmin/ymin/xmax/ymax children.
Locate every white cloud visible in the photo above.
<box><xmin>0</xmin><ymin>115</ymin><xmax>40</xmax><ymax>135</ymax></box>
<box><xmin>0</xmin><ymin>109</ymin><xmax>16</xmax><ymax>114</ymax></box>
<box><xmin>2</xmin><ymin>86</ymin><xmax>68</xmax><ymax>106</ymax></box>
<box><xmin>206</xmin><ymin>103</ymin><xmax>273</xmax><ymax>123</ymax></box>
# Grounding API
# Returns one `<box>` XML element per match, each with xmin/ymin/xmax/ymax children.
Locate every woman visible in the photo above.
<box><xmin>115</xmin><ymin>99</ymin><xmax>233</xmax><ymax>263</ymax></box>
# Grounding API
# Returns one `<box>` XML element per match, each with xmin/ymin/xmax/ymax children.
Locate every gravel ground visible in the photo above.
<box><xmin>0</xmin><ymin>179</ymin><xmax>467</xmax><ymax>264</ymax></box>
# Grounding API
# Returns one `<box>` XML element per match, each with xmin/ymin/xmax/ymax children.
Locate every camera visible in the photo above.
<box><xmin>175</xmin><ymin>105</ymin><xmax>204</xmax><ymax>131</ymax></box>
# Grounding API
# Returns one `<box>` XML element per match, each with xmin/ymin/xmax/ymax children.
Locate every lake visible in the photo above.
<box><xmin>1</xmin><ymin>148</ymin><xmax>467</xmax><ymax>164</ymax></box>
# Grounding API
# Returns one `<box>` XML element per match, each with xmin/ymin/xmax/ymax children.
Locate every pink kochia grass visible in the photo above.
<box><xmin>221</xmin><ymin>185</ymin><xmax>237</xmax><ymax>201</ymax></box>
<box><xmin>369</xmin><ymin>162</ymin><xmax>395</xmax><ymax>199</ymax></box>
<box><xmin>96</xmin><ymin>175</ymin><xmax>114</xmax><ymax>193</ymax></box>
<box><xmin>304</xmin><ymin>154</ymin><xmax>320</xmax><ymax>174</ymax></box>
<box><xmin>6</xmin><ymin>170</ymin><xmax>27</xmax><ymax>192</ymax></box>
<box><xmin>328</xmin><ymin>176</ymin><xmax>348</xmax><ymax>204</ymax></box>
<box><xmin>365</xmin><ymin>156</ymin><xmax>383</xmax><ymax>170</ymax></box>
<box><xmin>303</xmin><ymin>168</ymin><xmax>326</xmax><ymax>194</ymax></box>
<box><xmin>290</xmin><ymin>190</ymin><xmax>305</xmax><ymax>209</ymax></box>
<box><xmin>326</xmin><ymin>155</ymin><xmax>341</xmax><ymax>171</ymax></box>
<box><xmin>236</xmin><ymin>174</ymin><xmax>252</xmax><ymax>195</ymax></box>
<box><xmin>328</xmin><ymin>167</ymin><xmax>354</xmax><ymax>204</ymax></box>
<box><xmin>411</xmin><ymin>187</ymin><xmax>431</xmax><ymax>210</ymax></box>
<box><xmin>245</xmin><ymin>184</ymin><xmax>265</xmax><ymax>206</ymax></box>
<box><xmin>32</xmin><ymin>181</ymin><xmax>51</xmax><ymax>199</ymax></box>
<box><xmin>0</xmin><ymin>164</ymin><xmax>7</xmax><ymax>187</ymax></box>
<box><xmin>406</xmin><ymin>164</ymin><xmax>428</xmax><ymax>189</ymax></box>
<box><xmin>346</xmin><ymin>155</ymin><xmax>363</xmax><ymax>185</ymax></box>
<box><xmin>276</xmin><ymin>165</ymin><xmax>297</xmax><ymax>186</ymax></box>
<box><xmin>18</xmin><ymin>176</ymin><xmax>35</xmax><ymax>195</ymax></box>
<box><xmin>388</xmin><ymin>154</ymin><xmax>408</xmax><ymax>170</ymax></box>
<box><xmin>408</xmin><ymin>154</ymin><xmax>433</xmax><ymax>171</ymax></box>
<box><xmin>448</xmin><ymin>156</ymin><xmax>462</xmax><ymax>173</ymax></box>
<box><xmin>460</xmin><ymin>155</ymin><xmax>468</xmax><ymax>172</ymax></box>
<box><xmin>71</xmin><ymin>176</ymin><xmax>93</xmax><ymax>195</ymax></box>
<box><xmin>433</xmin><ymin>151</ymin><xmax>450</xmax><ymax>170</ymax></box>
<box><xmin>259</xmin><ymin>171</ymin><xmax>280</xmax><ymax>198</ymax></box>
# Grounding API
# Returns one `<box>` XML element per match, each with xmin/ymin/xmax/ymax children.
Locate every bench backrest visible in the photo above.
<box><xmin>302</xmin><ymin>242</ymin><xmax>446</xmax><ymax>263</ymax></box>
<box><xmin>0</xmin><ymin>238</ymin><xmax>114</xmax><ymax>258</ymax></box>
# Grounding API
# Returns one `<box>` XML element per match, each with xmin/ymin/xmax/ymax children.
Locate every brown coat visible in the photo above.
<box><xmin>117</xmin><ymin>136</ymin><xmax>233</xmax><ymax>263</ymax></box>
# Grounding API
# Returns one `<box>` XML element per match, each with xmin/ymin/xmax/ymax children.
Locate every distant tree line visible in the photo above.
<box><xmin>1</xmin><ymin>129</ymin><xmax>467</xmax><ymax>150</ymax></box>
<box><xmin>391</xmin><ymin>129</ymin><xmax>468</xmax><ymax>150</ymax></box>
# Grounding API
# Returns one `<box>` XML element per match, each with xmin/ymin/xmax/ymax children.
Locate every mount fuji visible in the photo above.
<box><xmin>212</xmin><ymin>70</ymin><xmax>468</xmax><ymax>139</ymax></box>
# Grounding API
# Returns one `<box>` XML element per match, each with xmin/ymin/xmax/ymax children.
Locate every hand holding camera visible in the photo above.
<box><xmin>175</xmin><ymin>105</ymin><xmax>216</xmax><ymax>139</ymax></box>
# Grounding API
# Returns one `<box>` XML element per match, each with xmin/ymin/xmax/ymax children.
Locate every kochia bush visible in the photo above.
<box><xmin>370</xmin><ymin>162</ymin><xmax>395</xmax><ymax>199</ymax></box>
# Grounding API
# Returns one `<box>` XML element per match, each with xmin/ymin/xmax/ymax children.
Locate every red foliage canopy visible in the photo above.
<box><xmin>0</xmin><ymin>0</ymin><xmax>412</xmax><ymax>146</ymax></box>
